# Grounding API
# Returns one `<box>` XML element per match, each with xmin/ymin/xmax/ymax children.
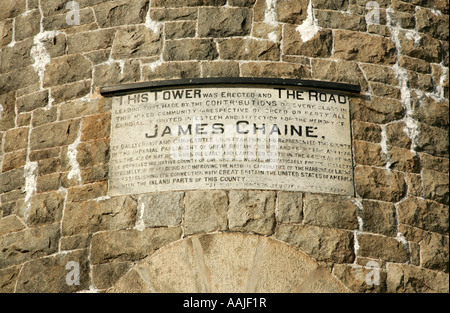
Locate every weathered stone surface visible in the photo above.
<box><xmin>218</xmin><ymin>38</ymin><xmax>280</xmax><ymax>60</ymax></box>
<box><xmin>201</xmin><ymin>61</ymin><xmax>240</xmax><ymax>78</ymax></box>
<box><xmin>109</xmin><ymin>233</ymin><xmax>347</xmax><ymax>293</ymax></box>
<box><xmin>303</xmin><ymin>193</ymin><xmax>358</xmax><ymax>230</ymax></box>
<box><xmin>283</xmin><ymin>26</ymin><xmax>332</xmax><ymax>57</ymax></box>
<box><xmin>415</xmin><ymin>122</ymin><xmax>449</xmax><ymax>157</ymax></box>
<box><xmin>14</xmin><ymin>9</ymin><xmax>40</xmax><ymax>41</ymax></box>
<box><xmin>274</xmin><ymin>224</ymin><xmax>355</xmax><ymax>263</ymax></box>
<box><xmin>43</xmin><ymin>54</ymin><xmax>92</xmax><ymax>87</ymax></box>
<box><xmin>184</xmin><ymin>190</ymin><xmax>227</xmax><ymax>235</ymax></box>
<box><xmin>27</xmin><ymin>191</ymin><xmax>65</xmax><ymax>226</ymax></box>
<box><xmin>30</xmin><ymin>119</ymin><xmax>81</xmax><ymax>150</ymax></box>
<box><xmin>93</xmin><ymin>61</ymin><xmax>140</xmax><ymax>87</ymax></box>
<box><xmin>421</xmin><ymin>169</ymin><xmax>449</xmax><ymax>204</ymax></box>
<box><xmin>62</xmin><ymin>196</ymin><xmax>137</xmax><ymax>236</ymax></box>
<box><xmin>241</xmin><ymin>62</ymin><xmax>310</xmax><ymax>79</ymax></box>
<box><xmin>352</xmin><ymin>121</ymin><xmax>382</xmax><ymax>143</ymax></box>
<box><xmin>0</xmin><ymin>19</ymin><xmax>13</xmax><ymax>48</ymax></box>
<box><xmin>312</xmin><ymin>60</ymin><xmax>368</xmax><ymax>92</ymax></box>
<box><xmin>81</xmin><ymin>112</ymin><xmax>111</xmax><ymax>141</ymax></box>
<box><xmin>151</xmin><ymin>0</ymin><xmax>227</xmax><ymax>7</ymax></box>
<box><xmin>316</xmin><ymin>10</ymin><xmax>366</xmax><ymax>31</ymax></box>
<box><xmin>358</xmin><ymin>234</ymin><xmax>409</xmax><ymax>263</ymax></box>
<box><xmin>150</xmin><ymin>7</ymin><xmax>198</xmax><ymax>21</ymax></box>
<box><xmin>32</xmin><ymin>106</ymin><xmax>58</xmax><ymax>127</ymax></box>
<box><xmin>416</xmin><ymin>7</ymin><xmax>449</xmax><ymax>41</ymax></box>
<box><xmin>42</xmin><ymin>8</ymin><xmax>97</xmax><ymax>32</ymax></box>
<box><xmin>385</xmin><ymin>121</ymin><xmax>412</xmax><ymax>149</ymax></box>
<box><xmin>0</xmin><ymin>215</ymin><xmax>26</xmax><ymax>236</ymax></box>
<box><xmin>0</xmin><ymin>66</ymin><xmax>39</xmax><ymax>95</ymax></box>
<box><xmin>165</xmin><ymin>21</ymin><xmax>196</xmax><ymax>39</ymax></box>
<box><xmin>3</xmin><ymin>127</ymin><xmax>29</xmax><ymax>153</ymax></box>
<box><xmin>388</xmin><ymin>146</ymin><xmax>420</xmax><ymax>173</ymax></box>
<box><xmin>0</xmin><ymin>265</ymin><xmax>21</xmax><ymax>292</ymax></box>
<box><xmin>16</xmin><ymin>90</ymin><xmax>49</xmax><ymax>113</ymax></box>
<box><xmin>0</xmin><ymin>0</ymin><xmax>26</xmax><ymax>20</ymax></box>
<box><xmin>362</xmin><ymin>200</ymin><xmax>397</xmax><ymax>236</ymax></box>
<box><xmin>111</xmin><ymin>26</ymin><xmax>162</xmax><ymax>59</ymax></box>
<box><xmin>355</xmin><ymin>166</ymin><xmax>406</xmax><ymax>202</ymax></box>
<box><xmin>138</xmin><ymin>192</ymin><xmax>184</xmax><ymax>227</ymax></box>
<box><xmin>333</xmin><ymin>264</ymin><xmax>387</xmax><ymax>293</ymax></box>
<box><xmin>419</xmin><ymin>153</ymin><xmax>449</xmax><ymax>173</ymax></box>
<box><xmin>198</xmin><ymin>7</ymin><xmax>251</xmax><ymax>37</ymax></box>
<box><xmin>228</xmin><ymin>190</ymin><xmax>276</xmax><ymax>235</ymax></box>
<box><xmin>276</xmin><ymin>191</ymin><xmax>303</xmax><ymax>224</ymax></box>
<box><xmin>0</xmin><ymin>38</ymin><xmax>33</xmax><ymax>73</ymax></box>
<box><xmin>92</xmin><ymin>262</ymin><xmax>133</xmax><ymax>290</ymax></box>
<box><xmin>397</xmin><ymin>196</ymin><xmax>449</xmax><ymax>235</ymax></box>
<box><xmin>354</xmin><ymin>140</ymin><xmax>387</xmax><ymax>167</ymax></box>
<box><xmin>0</xmin><ymin>92</ymin><xmax>16</xmax><ymax>131</ymax></box>
<box><xmin>419</xmin><ymin>232</ymin><xmax>449</xmax><ymax>272</ymax></box>
<box><xmin>351</xmin><ymin>97</ymin><xmax>404</xmax><ymax>124</ymax></box>
<box><xmin>399</xmin><ymin>55</ymin><xmax>431</xmax><ymax>74</ymax></box>
<box><xmin>412</xmin><ymin>96</ymin><xmax>449</xmax><ymax>128</ymax></box>
<box><xmin>94</xmin><ymin>0</ymin><xmax>149</xmax><ymax>27</ymax></box>
<box><xmin>90</xmin><ymin>227</ymin><xmax>181</xmax><ymax>264</ymax></box>
<box><xmin>312</xmin><ymin>0</ymin><xmax>349</xmax><ymax>10</ymax></box>
<box><xmin>66</xmin><ymin>29</ymin><xmax>115</xmax><ymax>54</ymax></box>
<box><xmin>0</xmin><ymin>224</ymin><xmax>60</xmax><ymax>268</ymax></box>
<box><xmin>51</xmin><ymin>80</ymin><xmax>91</xmax><ymax>104</ymax></box>
<box><xmin>277</xmin><ymin>0</ymin><xmax>309</xmax><ymax>23</ymax></box>
<box><xmin>0</xmin><ymin>168</ymin><xmax>25</xmax><ymax>194</ymax></box>
<box><xmin>399</xmin><ymin>32</ymin><xmax>441</xmax><ymax>63</ymax></box>
<box><xmin>386</xmin><ymin>263</ymin><xmax>449</xmax><ymax>293</ymax></box>
<box><xmin>15</xmin><ymin>249</ymin><xmax>89</xmax><ymax>293</ymax></box>
<box><xmin>334</xmin><ymin>30</ymin><xmax>396</xmax><ymax>64</ymax></box>
<box><xmin>142</xmin><ymin>61</ymin><xmax>200</xmax><ymax>80</ymax></box>
<box><xmin>2</xmin><ymin>150</ymin><xmax>27</xmax><ymax>172</ymax></box>
<box><xmin>163</xmin><ymin>39</ymin><xmax>218</xmax><ymax>61</ymax></box>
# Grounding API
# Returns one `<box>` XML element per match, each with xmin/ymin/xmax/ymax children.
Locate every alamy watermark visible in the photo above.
<box><xmin>65</xmin><ymin>261</ymin><xmax>80</xmax><ymax>286</ymax></box>
<box><xmin>65</xmin><ymin>1</ymin><xmax>81</xmax><ymax>26</ymax></box>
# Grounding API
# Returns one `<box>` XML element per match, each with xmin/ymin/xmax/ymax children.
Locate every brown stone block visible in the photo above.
<box><xmin>0</xmin><ymin>92</ymin><xmax>15</xmax><ymax>131</ymax></box>
<box><xmin>3</xmin><ymin>127</ymin><xmax>29</xmax><ymax>153</ymax></box>
<box><xmin>397</xmin><ymin>196</ymin><xmax>449</xmax><ymax>235</ymax></box>
<box><xmin>241</xmin><ymin>62</ymin><xmax>310</xmax><ymax>79</ymax></box>
<box><xmin>415</xmin><ymin>122</ymin><xmax>449</xmax><ymax>157</ymax></box>
<box><xmin>277</xmin><ymin>0</ymin><xmax>309</xmax><ymax>23</ymax></box>
<box><xmin>149</xmin><ymin>7</ymin><xmax>198</xmax><ymax>21</ymax></box>
<box><xmin>0</xmin><ymin>215</ymin><xmax>26</xmax><ymax>236</ymax></box>
<box><xmin>36</xmin><ymin>172</ymin><xmax>61</xmax><ymax>193</ymax></box>
<box><xmin>90</xmin><ymin>227</ymin><xmax>182</xmax><ymax>264</ymax></box>
<box><xmin>0</xmin><ymin>38</ymin><xmax>33</xmax><ymax>73</ymax></box>
<box><xmin>14</xmin><ymin>9</ymin><xmax>40</xmax><ymax>41</ymax></box>
<box><xmin>138</xmin><ymin>192</ymin><xmax>184</xmax><ymax>227</ymax></box>
<box><xmin>94</xmin><ymin>0</ymin><xmax>149</xmax><ymax>28</ymax></box>
<box><xmin>351</xmin><ymin>97</ymin><xmax>404</xmax><ymax>124</ymax></box>
<box><xmin>0</xmin><ymin>167</ymin><xmax>25</xmax><ymax>194</ymax></box>
<box><xmin>198</xmin><ymin>7</ymin><xmax>251</xmax><ymax>38</ymax></box>
<box><xmin>0</xmin><ymin>265</ymin><xmax>21</xmax><ymax>293</ymax></box>
<box><xmin>419</xmin><ymin>153</ymin><xmax>449</xmax><ymax>173</ymax></box>
<box><xmin>66</xmin><ymin>29</ymin><xmax>115</xmax><ymax>55</ymax></box>
<box><xmin>355</xmin><ymin>166</ymin><xmax>406</xmax><ymax>202</ymax></box>
<box><xmin>26</xmin><ymin>190</ymin><xmax>65</xmax><ymax>227</ymax></box>
<box><xmin>399</xmin><ymin>31</ymin><xmax>441</xmax><ymax>63</ymax></box>
<box><xmin>164</xmin><ymin>39</ymin><xmax>218</xmax><ymax>61</ymax></box>
<box><xmin>30</xmin><ymin>119</ymin><xmax>81</xmax><ymax>150</ymax></box>
<box><xmin>276</xmin><ymin>191</ymin><xmax>303</xmax><ymax>224</ymax></box>
<box><xmin>0</xmin><ymin>19</ymin><xmax>13</xmax><ymax>48</ymax></box>
<box><xmin>16</xmin><ymin>89</ymin><xmax>49</xmax><ymax>113</ymax></box>
<box><xmin>201</xmin><ymin>61</ymin><xmax>240</xmax><ymax>78</ymax></box>
<box><xmin>334</xmin><ymin>30</ymin><xmax>396</xmax><ymax>64</ymax></box>
<box><xmin>81</xmin><ymin>112</ymin><xmax>111</xmax><ymax>141</ymax></box>
<box><xmin>332</xmin><ymin>263</ymin><xmax>387</xmax><ymax>293</ymax></box>
<box><xmin>421</xmin><ymin>169</ymin><xmax>449</xmax><ymax>204</ymax></box>
<box><xmin>274</xmin><ymin>224</ymin><xmax>355</xmax><ymax>263</ymax></box>
<box><xmin>228</xmin><ymin>190</ymin><xmax>276</xmax><ymax>235</ymax></box>
<box><xmin>142</xmin><ymin>61</ymin><xmax>201</xmax><ymax>80</ymax></box>
<box><xmin>385</xmin><ymin>121</ymin><xmax>411</xmax><ymax>149</ymax></box>
<box><xmin>283</xmin><ymin>25</ymin><xmax>332</xmax><ymax>57</ymax></box>
<box><xmin>2</xmin><ymin>150</ymin><xmax>27</xmax><ymax>172</ymax></box>
<box><xmin>220</xmin><ymin>38</ymin><xmax>280</xmax><ymax>61</ymax></box>
<box><xmin>165</xmin><ymin>21</ymin><xmax>196</xmax><ymax>39</ymax></box>
<box><xmin>15</xmin><ymin>249</ymin><xmax>90</xmax><ymax>292</ymax></box>
<box><xmin>62</xmin><ymin>196</ymin><xmax>137</xmax><ymax>236</ymax></box>
<box><xmin>111</xmin><ymin>26</ymin><xmax>162</xmax><ymax>59</ymax></box>
<box><xmin>0</xmin><ymin>66</ymin><xmax>40</xmax><ymax>95</ymax></box>
<box><xmin>43</xmin><ymin>54</ymin><xmax>92</xmax><ymax>87</ymax></box>
<box><xmin>412</xmin><ymin>96</ymin><xmax>449</xmax><ymax>129</ymax></box>
<box><xmin>92</xmin><ymin>262</ymin><xmax>133</xmax><ymax>290</ymax></box>
<box><xmin>303</xmin><ymin>193</ymin><xmax>358</xmax><ymax>230</ymax></box>
<box><xmin>311</xmin><ymin>59</ymin><xmax>368</xmax><ymax>92</ymax></box>
<box><xmin>66</xmin><ymin>181</ymin><xmax>108</xmax><ymax>203</ymax></box>
<box><xmin>352</xmin><ymin>121</ymin><xmax>382</xmax><ymax>143</ymax></box>
<box><xmin>386</xmin><ymin>263</ymin><xmax>449</xmax><ymax>292</ymax></box>
<box><xmin>416</xmin><ymin>7</ymin><xmax>449</xmax><ymax>41</ymax></box>
<box><xmin>316</xmin><ymin>10</ymin><xmax>366</xmax><ymax>31</ymax></box>
<box><xmin>151</xmin><ymin>0</ymin><xmax>226</xmax><ymax>7</ymax></box>
<box><xmin>359</xmin><ymin>63</ymin><xmax>399</xmax><ymax>86</ymax></box>
<box><xmin>0</xmin><ymin>223</ymin><xmax>60</xmax><ymax>268</ymax></box>
<box><xmin>184</xmin><ymin>190</ymin><xmax>228</xmax><ymax>235</ymax></box>
<box><xmin>354</xmin><ymin>140</ymin><xmax>387</xmax><ymax>167</ymax></box>
<box><xmin>51</xmin><ymin>80</ymin><xmax>91</xmax><ymax>104</ymax></box>
<box><xmin>362</xmin><ymin>200</ymin><xmax>397</xmax><ymax>236</ymax></box>
<box><xmin>388</xmin><ymin>146</ymin><xmax>420</xmax><ymax>173</ymax></box>
<box><xmin>358</xmin><ymin>234</ymin><xmax>409</xmax><ymax>263</ymax></box>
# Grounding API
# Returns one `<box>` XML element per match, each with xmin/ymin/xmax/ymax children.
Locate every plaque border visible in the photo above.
<box><xmin>99</xmin><ymin>77</ymin><xmax>361</xmax><ymax>97</ymax></box>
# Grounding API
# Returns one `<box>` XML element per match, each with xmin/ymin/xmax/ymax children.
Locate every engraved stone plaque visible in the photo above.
<box><xmin>106</xmin><ymin>79</ymin><xmax>357</xmax><ymax>196</ymax></box>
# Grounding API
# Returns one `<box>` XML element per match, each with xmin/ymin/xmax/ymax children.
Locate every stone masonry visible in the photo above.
<box><xmin>0</xmin><ymin>0</ymin><xmax>448</xmax><ymax>293</ymax></box>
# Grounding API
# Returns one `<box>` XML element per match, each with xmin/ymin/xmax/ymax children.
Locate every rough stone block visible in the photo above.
<box><xmin>30</xmin><ymin>119</ymin><xmax>81</xmax><ymax>150</ymax></box>
<box><xmin>303</xmin><ymin>193</ymin><xmax>358</xmax><ymax>230</ymax></box>
<box><xmin>358</xmin><ymin>234</ymin><xmax>409</xmax><ymax>263</ymax></box>
<box><xmin>283</xmin><ymin>25</ymin><xmax>332</xmax><ymax>57</ymax></box>
<box><xmin>397</xmin><ymin>196</ymin><xmax>449</xmax><ymax>235</ymax></box>
<box><xmin>355</xmin><ymin>166</ymin><xmax>406</xmax><ymax>202</ymax></box>
<box><xmin>163</xmin><ymin>39</ymin><xmax>218</xmax><ymax>61</ymax></box>
<box><xmin>362</xmin><ymin>200</ymin><xmax>397</xmax><ymax>236</ymax></box>
<box><xmin>354</xmin><ymin>140</ymin><xmax>387</xmax><ymax>167</ymax></box>
<box><xmin>43</xmin><ymin>54</ymin><xmax>92</xmax><ymax>87</ymax></box>
<box><xmin>421</xmin><ymin>169</ymin><xmax>449</xmax><ymax>204</ymax></box>
<box><xmin>184</xmin><ymin>190</ymin><xmax>228</xmax><ymax>235</ymax></box>
<box><xmin>111</xmin><ymin>26</ymin><xmax>162</xmax><ymax>59</ymax></box>
<box><xmin>138</xmin><ymin>192</ymin><xmax>184</xmax><ymax>227</ymax></box>
<box><xmin>274</xmin><ymin>224</ymin><xmax>355</xmax><ymax>263</ymax></box>
<box><xmin>228</xmin><ymin>190</ymin><xmax>276</xmax><ymax>235</ymax></box>
<box><xmin>198</xmin><ymin>7</ymin><xmax>251</xmax><ymax>38</ymax></box>
<box><xmin>276</xmin><ymin>191</ymin><xmax>303</xmax><ymax>224</ymax></box>
<box><xmin>94</xmin><ymin>0</ymin><xmax>149</xmax><ymax>27</ymax></box>
<box><xmin>90</xmin><ymin>227</ymin><xmax>181</xmax><ymax>264</ymax></box>
<box><xmin>219</xmin><ymin>38</ymin><xmax>280</xmax><ymax>61</ymax></box>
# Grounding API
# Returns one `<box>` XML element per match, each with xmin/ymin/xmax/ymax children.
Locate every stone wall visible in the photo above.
<box><xmin>0</xmin><ymin>0</ymin><xmax>448</xmax><ymax>293</ymax></box>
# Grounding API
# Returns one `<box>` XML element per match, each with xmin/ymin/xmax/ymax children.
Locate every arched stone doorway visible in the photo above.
<box><xmin>110</xmin><ymin>232</ymin><xmax>348</xmax><ymax>293</ymax></box>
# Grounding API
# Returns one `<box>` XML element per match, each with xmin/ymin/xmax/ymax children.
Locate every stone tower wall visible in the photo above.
<box><xmin>0</xmin><ymin>0</ymin><xmax>448</xmax><ymax>293</ymax></box>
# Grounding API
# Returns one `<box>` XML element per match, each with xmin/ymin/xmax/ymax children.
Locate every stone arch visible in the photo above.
<box><xmin>109</xmin><ymin>232</ymin><xmax>348</xmax><ymax>293</ymax></box>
